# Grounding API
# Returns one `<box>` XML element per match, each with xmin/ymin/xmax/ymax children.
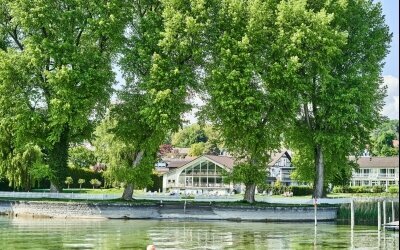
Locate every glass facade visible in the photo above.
<box><xmin>179</xmin><ymin>160</ymin><xmax>228</xmax><ymax>188</ymax></box>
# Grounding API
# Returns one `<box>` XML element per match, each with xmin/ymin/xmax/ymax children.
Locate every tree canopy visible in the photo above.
<box><xmin>0</xmin><ymin>0</ymin><xmax>127</xmax><ymax>191</ymax></box>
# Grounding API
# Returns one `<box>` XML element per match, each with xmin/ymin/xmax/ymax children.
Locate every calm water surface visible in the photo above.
<box><xmin>0</xmin><ymin>216</ymin><xmax>398</xmax><ymax>249</ymax></box>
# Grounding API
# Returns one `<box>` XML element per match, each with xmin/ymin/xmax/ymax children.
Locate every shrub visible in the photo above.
<box><xmin>64</xmin><ymin>176</ymin><xmax>73</xmax><ymax>189</ymax></box>
<box><xmin>371</xmin><ymin>185</ymin><xmax>385</xmax><ymax>193</ymax></box>
<box><xmin>333</xmin><ymin>186</ymin><xmax>344</xmax><ymax>193</ymax></box>
<box><xmin>348</xmin><ymin>186</ymin><xmax>370</xmax><ymax>193</ymax></box>
<box><xmin>273</xmin><ymin>181</ymin><xmax>283</xmax><ymax>195</ymax></box>
<box><xmin>292</xmin><ymin>186</ymin><xmax>313</xmax><ymax>196</ymax></box>
<box><xmin>78</xmin><ymin>179</ymin><xmax>86</xmax><ymax>189</ymax></box>
<box><xmin>66</xmin><ymin>167</ymin><xmax>103</xmax><ymax>189</ymax></box>
<box><xmin>388</xmin><ymin>185</ymin><xmax>399</xmax><ymax>194</ymax></box>
<box><xmin>90</xmin><ymin>179</ymin><xmax>102</xmax><ymax>189</ymax></box>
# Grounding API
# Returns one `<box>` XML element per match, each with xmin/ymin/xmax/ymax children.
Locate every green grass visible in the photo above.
<box><xmin>32</xmin><ymin>188</ymin><xmax>124</xmax><ymax>195</ymax></box>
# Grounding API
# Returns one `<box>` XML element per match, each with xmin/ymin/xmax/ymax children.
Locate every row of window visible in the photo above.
<box><xmin>352</xmin><ymin>180</ymin><xmax>397</xmax><ymax>186</ymax></box>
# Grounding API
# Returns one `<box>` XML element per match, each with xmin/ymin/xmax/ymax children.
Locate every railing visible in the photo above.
<box><xmin>0</xmin><ymin>191</ymin><xmax>120</xmax><ymax>200</ymax></box>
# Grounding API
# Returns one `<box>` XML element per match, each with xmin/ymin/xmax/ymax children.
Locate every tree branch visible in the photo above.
<box><xmin>8</xmin><ymin>27</ymin><xmax>24</xmax><ymax>51</ymax></box>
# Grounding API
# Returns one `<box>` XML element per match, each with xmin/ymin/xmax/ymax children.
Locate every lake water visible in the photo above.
<box><xmin>0</xmin><ymin>217</ymin><xmax>398</xmax><ymax>249</ymax></box>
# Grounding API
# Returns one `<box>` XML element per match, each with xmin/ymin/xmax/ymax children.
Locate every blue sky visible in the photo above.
<box><xmin>379</xmin><ymin>0</ymin><xmax>399</xmax><ymax>119</ymax></box>
<box><xmin>380</xmin><ymin>0</ymin><xmax>399</xmax><ymax>77</ymax></box>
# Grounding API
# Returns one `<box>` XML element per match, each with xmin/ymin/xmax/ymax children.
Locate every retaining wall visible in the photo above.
<box><xmin>0</xmin><ymin>201</ymin><xmax>337</xmax><ymax>221</ymax></box>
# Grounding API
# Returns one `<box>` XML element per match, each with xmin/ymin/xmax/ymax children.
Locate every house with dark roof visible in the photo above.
<box><xmin>350</xmin><ymin>156</ymin><xmax>399</xmax><ymax>188</ymax></box>
<box><xmin>159</xmin><ymin>150</ymin><xmax>294</xmax><ymax>194</ymax></box>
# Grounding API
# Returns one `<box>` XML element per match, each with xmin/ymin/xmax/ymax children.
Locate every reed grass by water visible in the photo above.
<box><xmin>337</xmin><ymin>200</ymin><xmax>399</xmax><ymax>225</ymax></box>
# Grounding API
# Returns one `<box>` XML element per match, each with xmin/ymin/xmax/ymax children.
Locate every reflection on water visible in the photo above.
<box><xmin>0</xmin><ymin>216</ymin><xmax>398</xmax><ymax>249</ymax></box>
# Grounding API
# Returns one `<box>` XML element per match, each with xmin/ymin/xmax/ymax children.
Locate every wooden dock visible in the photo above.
<box><xmin>383</xmin><ymin>221</ymin><xmax>399</xmax><ymax>231</ymax></box>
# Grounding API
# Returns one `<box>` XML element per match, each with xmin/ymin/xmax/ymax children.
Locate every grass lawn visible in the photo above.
<box><xmin>32</xmin><ymin>188</ymin><xmax>124</xmax><ymax>195</ymax></box>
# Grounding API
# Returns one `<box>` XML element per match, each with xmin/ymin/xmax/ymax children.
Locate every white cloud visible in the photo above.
<box><xmin>381</xmin><ymin>75</ymin><xmax>399</xmax><ymax>119</ymax></box>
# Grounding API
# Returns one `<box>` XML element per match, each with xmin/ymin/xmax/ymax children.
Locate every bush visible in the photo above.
<box><xmin>371</xmin><ymin>185</ymin><xmax>385</xmax><ymax>193</ymax></box>
<box><xmin>291</xmin><ymin>186</ymin><xmax>313</xmax><ymax>196</ymax></box>
<box><xmin>333</xmin><ymin>186</ymin><xmax>344</xmax><ymax>193</ymax></box>
<box><xmin>273</xmin><ymin>181</ymin><xmax>284</xmax><ymax>195</ymax></box>
<box><xmin>66</xmin><ymin>167</ymin><xmax>103</xmax><ymax>189</ymax></box>
<box><xmin>348</xmin><ymin>186</ymin><xmax>370</xmax><ymax>193</ymax></box>
<box><xmin>388</xmin><ymin>185</ymin><xmax>399</xmax><ymax>194</ymax></box>
<box><xmin>90</xmin><ymin>179</ymin><xmax>102</xmax><ymax>189</ymax></box>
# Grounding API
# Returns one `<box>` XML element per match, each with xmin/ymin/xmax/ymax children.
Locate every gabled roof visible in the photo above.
<box><xmin>349</xmin><ymin>156</ymin><xmax>399</xmax><ymax>168</ymax></box>
<box><xmin>204</xmin><ymin>155</ymin><xmax>235</xmax><ymax>169</ymax></box>
<box><xmin>162</xmin><ymin>150</ymin><xmax>291</xmax><ymax>176</ymax></box>
<box><xmin>162</xmin><ymin>157</ymin><xmax>197</xmax><ymax>168</ymax></box>
<box><xmin>268</xmin><ymin>150</ymin><xmax>291</xmax><ymax>167</ymax></box>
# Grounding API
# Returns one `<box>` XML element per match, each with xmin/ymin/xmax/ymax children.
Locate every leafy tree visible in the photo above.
<box><xmin>78</xmin><ymin>178</ymin><xmax>86</xmax><ymax>189</ymax></box>
<box><xmin>64</xmin><ymin>176</ymin><xmax>73</xmax><ymax>189</ymax></box>
<box><xmin>202</xmin><ymin>0</ymin><xmax>288</xmax><ymax>203</ymax></box>
<box><xmin>279</xmin><ymin>0</ymin><xmax>391</xmax><ymax>197</ymax></box>
<box><xmin>0</xmin><ymin>133</ymin><xmax>44</xmax><ymax>191</ymax></box>
<box><xmin>188</xmin><ymin>142</ymin><xmax>206</xmax><ymax>156</ymax></box>
<box><xmin>68</xmin><ymin>145</ymin><xmax>96</xmax><ymax>169</ymax></box>
<box><xmin>110</xmin><ymin>0</ymin><xmax>207</xmax><ymax>200</ymax></box>
<box><xmin>90</xmin><ymin>178</ymin><xmax>101</xmax><ymax>189</ymax></box>
<box><xmin>171</xmin><ymin>124</ymin><xmax>208</xmax><ymax>148</ymax></box>
<box><xmin>0</xmin><ymin>0</ymin><xmax>128</xmax><ymax>192</ymax></box>
<box><xmin>370</xmin><ymin>119</ymin><xmax>399</xmax><ymax>156</ymax></box>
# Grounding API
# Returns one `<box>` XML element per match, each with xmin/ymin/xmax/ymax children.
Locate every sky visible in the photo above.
<box><xmin>379</xmin><ymin>0</ymin><xmax>399</xmax><ymax>120</ymax></box>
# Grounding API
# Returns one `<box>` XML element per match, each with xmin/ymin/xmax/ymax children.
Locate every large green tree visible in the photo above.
<box><xmin>202</xmin><ymin>0</ymin><xmax>290</xmax><ymax>203</ymax></box>
<box><xmin>370</xmin><ymin>119</ymin><xmax>399</xmax><ymax>156</ymax></box>
<box><xmin>0</xmin><ymin>0</ymin><xmax>127</xmax><ymax>191</ymax></box>
<box><xmin>279</xmin><ymin>0</ymin><xmax>391</xmax><ymax>197</ymax></box>
<box><xmin>110</xmin><ymin>0</ymin><xmax>207</xmax><ymax>200</ymax></box>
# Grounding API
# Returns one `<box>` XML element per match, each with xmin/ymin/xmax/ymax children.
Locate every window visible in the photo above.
<box><xmin>388</xmin><ymin>169</ymin><xmax>395</xmax><ymax>177</ymax></box>
<box><xmin>355</xmin><ymin>180</ymin><xmax>362</xmax><ymax>186</ymax></box>
<box><xmin>371</xmin><ymin>181</ymin><xmax>378</xmax><ymax>186</ymax></box>
<box><xmin>363</xmin><ymin>180</ymin><xmax>370</xmax><ymax>186</ymax></box>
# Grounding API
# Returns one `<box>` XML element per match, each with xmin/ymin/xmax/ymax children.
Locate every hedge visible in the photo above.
<box><xmin>388</xmin><ymin>185</ymin><xmax>399</xmax><ymax>194</ymax></box>
<box><xmin>291</xmin><ymin>186</ymin><xmax>313</xmax><ymax>196</ymax></box>
<box><xmin>332</xmin><ymin>185</ymin><xmax>387</xmax><ymax>194</ymax></box>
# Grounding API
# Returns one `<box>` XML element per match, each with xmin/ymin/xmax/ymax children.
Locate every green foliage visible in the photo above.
<box><xmin>273</xmin><ymin>181</ymin><xmax>284</xmax><ymax>195</ymax></box>
<box><xmin>370</xmin><ymin>119</ymin><xmax>399</xmax><ymax>156</ymax></box>
<box><xmin>0</xmin><ymin>142</ymin><xmax>44</xmax><ymax>190</ymax></box>
<box><xmin>78</xmin><ymin>178</ymin><xmax>86</xmax><ymax>189</ymax></box>
<box><xmin>65</xmin><ymin>167</ymin><xmax>102</xmax><ymax>189</ymax></box>
<box><xmin>388</xmin><ymin>185</ymin><xmax>399</xmax><ymax>194</ymax></box>
<box><xmin>90</xmin><ymin>178</ymin><xmax>101</xmax><ymax>189</ymax></box>
<box><xmin>68</xmin><ymin>145</ymin><xmax>96</xmax><ymax>169</ymax></box>
<box><xmin>64</xmin><ymin>176</ymin><xmax>73</xmax><ymax>189</ymax></box>
<box><xmin>0</xmin><ymin>0</ymin><xmax>128</xmax><ymax>191</ymax></box>
<box><xmin>282</xmin><ymin>0</ymin><xmax>391</xmax><ymax>197</ymax></box>
<box><xmin>371</xmin><ymin>185</ymin><xmax>385</xmax><ymax>193</ymax></box>
<box><xmin>188</xmin><ymin>142</ymin><xmax>206</xmax><ymax>156</ymax></box>
<box><xmin>291</xmin><ymin>186</ymin><xmax>314</xmax><ymax>196</ymax></box>
<box><xmin>172</xmin><ymin>124</ymin><xmax>208</xmax><ymax>148</ymax></box>
<box><xmin>201</xmin><ymin>0</ymin><xmax>290</xmax><ymax>203</ymax></box>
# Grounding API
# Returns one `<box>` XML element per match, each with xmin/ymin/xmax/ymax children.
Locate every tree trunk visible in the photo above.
<box><xmin>122</xmin><ymin>183</ymin><xmax>134</xmax><ymax>200</ymax></box>
<box><xmin>121</xmin><ymin>151</ymin><xmax>144</xmax><ymax>200</ymax></box>
<box><xmin>49</xmin><ymin>125</ymin><xmax>70</xmax><ymax>193</ymax></box>
<box><xmin>313</xmin><ymin>145</ymin><xmax>325</xmax><ymax>198</ymax></box>
<box><xmin>243</xmin><ymin>183</ymin><xmax>256</xmax><ymax>203</ymax></box>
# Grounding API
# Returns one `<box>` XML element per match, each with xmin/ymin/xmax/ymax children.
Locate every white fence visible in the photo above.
<box><xmin>0</xmin><ymin>191</ymin><xmax>120</xmax><ymax>200</ymax></box>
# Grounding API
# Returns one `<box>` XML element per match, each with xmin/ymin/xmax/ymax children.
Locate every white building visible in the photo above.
<box><xmin>350</xmin><ymin>156</ymin><xmax>399</xmax><ymax>187</ymax></box>
<box><xmin>159</xmin><ymin>150</ymin><xmax>294</xmax><ymax>194</ymax></box>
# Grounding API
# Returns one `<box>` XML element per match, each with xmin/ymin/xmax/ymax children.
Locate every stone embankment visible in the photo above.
<box><xmin>0</xmin><ymin>201</ymin><xmax>337</xmax><ymax>221</ymax></box>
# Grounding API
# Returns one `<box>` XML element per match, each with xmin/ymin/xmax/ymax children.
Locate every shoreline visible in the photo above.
<box><xmin>0</xmin><ymin>200</ymin><xmax>337</xmax><ymax>222</ymax></box>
